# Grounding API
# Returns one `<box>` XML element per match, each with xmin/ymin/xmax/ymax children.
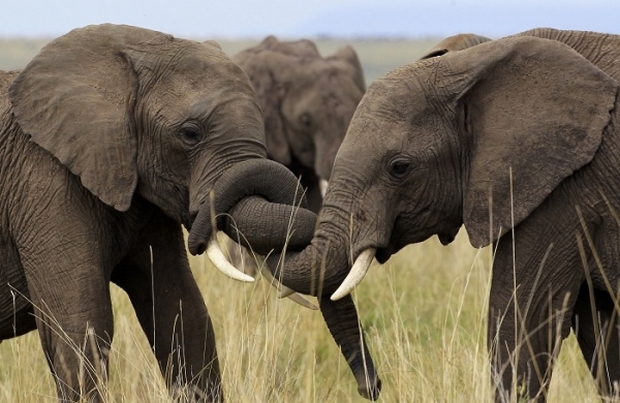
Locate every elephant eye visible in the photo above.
<box><xmin>388</xmin><ymin>158</ymin><xmax>412</xmax><ymax>179</ymax></box>
<box><xmin>299</xmin><ymin>112</ymin><xmax>313</xmax><ymax>129</ymax></box>
<box><xmin>180</xmin><ymin>122</ymin><xmax>202</xmax><ymax>146</ymax></box>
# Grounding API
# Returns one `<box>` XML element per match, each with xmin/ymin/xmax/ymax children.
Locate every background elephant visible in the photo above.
<box><xmin>0</xmin><ymin>23</ymin><xmax>313</xmax><ymax>402</ymax></box>
<box><xmin>264</xmin><ymin>29</ymin><xmax>620</xmax><ymax>402</ymax></box>
<box><xmin>419</xmin><ymin>33</ymin><xmax>491</xmax><ymax>59</ymax></box>
<box><xmin>232</xmin><ymin>36</ymin><xmax>366</xmax><ymax>212</ymax></box>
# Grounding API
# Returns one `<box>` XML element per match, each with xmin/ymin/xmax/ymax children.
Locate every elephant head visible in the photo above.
<box><xmin>10</xmin><ymin>24</ymin><xmax>311</xmax><ymax>281</ymax></box>
<box><xmin>233</xmin><ymin>36</ymin><xmax>366</xmax><ymax>211</ymax></box>
<box><xmin>266</xmin><ymin>32</ymin><xmax>616</xmax><ymax>295</ymax></box>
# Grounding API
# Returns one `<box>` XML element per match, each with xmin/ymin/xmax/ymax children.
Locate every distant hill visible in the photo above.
<box><xmin>289</xmin><ymin>3</ymin><xmax>620</xmax><ymax>39</ymax></box>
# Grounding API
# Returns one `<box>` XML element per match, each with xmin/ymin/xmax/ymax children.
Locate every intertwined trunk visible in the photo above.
<box><xmin>266</xmin><ymin>201</ymin><xmax>352</xmax><ymax>296</ymax></box>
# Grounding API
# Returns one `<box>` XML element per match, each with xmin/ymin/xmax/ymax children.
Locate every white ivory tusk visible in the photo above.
<box><xmin>319</xmin><ymin>179</ymin><xmax>329</xmax><ymax>198</ymax></box>
<box><xmin>206</xmin><ymin>238</ymin><xmax>255</xmax><ymax>282</ymax></box>
<box><xmin>259</xmin><ymin>265</ymin><xmax>318</xmax><ymax>310</ymax></box>
<box><xmin>330</xmin><ymin>248</ymin><xmax>376</xmax><ymax>301</ymax></box>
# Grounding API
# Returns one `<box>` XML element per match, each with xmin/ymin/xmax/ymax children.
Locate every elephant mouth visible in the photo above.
<box><xmin>375</xmin><ymin>246</ymin><xmax>395</xmax><ymax>264</ymax></box>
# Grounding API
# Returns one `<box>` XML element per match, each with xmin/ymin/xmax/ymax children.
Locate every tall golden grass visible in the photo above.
<box><xmin>0</xmin><ymin>231</ymin><xmax>603</xmax><ymax>402</ymax></box>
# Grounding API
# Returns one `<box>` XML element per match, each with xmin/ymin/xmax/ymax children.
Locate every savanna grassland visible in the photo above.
<box><xmin>0</xmin><ymin>36</ymin><xmax>605</xmax><ymax>402</ymax></box>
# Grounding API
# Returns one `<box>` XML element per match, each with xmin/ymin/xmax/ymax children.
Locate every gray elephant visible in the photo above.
<box><xmin>0</xmin><ymin>24</ymin><xmax>314</xmax><ymax>402</ymax></box>
<box><xmin>256</xmin><ymin>29</ymin><xmax>620</xmax><ymax>402</ymax></box>
<box><xmin>232</xmin><ymin>36</ymin><xmax>366</xmax><ymax>212</ymax></box>
<box><xmin>419</xmin><ymin>33</ymin><xmax>491</xmax><ymax>59</ymax></box>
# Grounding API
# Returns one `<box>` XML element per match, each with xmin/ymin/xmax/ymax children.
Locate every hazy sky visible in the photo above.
<box><xmin>3</xmin><ymin>0</ymin><xmax>619</xmax><ymax>39</ymax></box>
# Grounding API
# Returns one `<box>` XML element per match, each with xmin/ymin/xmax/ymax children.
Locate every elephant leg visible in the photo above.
<box><xmin>572</xmin><ymin>282</ymin><xmax>620</xmax><ymax>398</ymax></box>
<box><xmin>21</xmin><ymin>257</ymin><xmax>113</xmax><ymax>402</ymax></box>
<box><xmin>319</xmin><ymin>294</ymin><xmax>381</xmax><ymax>400</ymax></box>
<box><xmin>488</xmin><ymin>239</ymin><xmax>581</xmax><ymax>403</ymax></box>
<box><xmin>112</xmin><ymin>213</ymin><xmax>222</xmax><ymax>402</ymax></box>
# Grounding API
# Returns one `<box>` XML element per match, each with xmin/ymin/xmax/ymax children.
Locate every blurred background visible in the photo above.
<box><xmin>3</xmin><ymin>0</ymin><xmax>618</xmax><ymax>80</ymax></box>
<box><xmin>2</xmin><ymin>0</ymin><xmax>618</xmax><ymax>39</ymax></box>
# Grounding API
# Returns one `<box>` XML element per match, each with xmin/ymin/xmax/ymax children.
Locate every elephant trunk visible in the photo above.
<box><xmin>187</xmin><ymin>159</ymin><xmax>308</xmax><ymax>255</ymax></box>
<box><xmin>264</xmin><ymin>201</ymin><xmax>353</xmax><ymax>297</ymax></box>
<box><xmin>224</xmin><ymin>195</ymin><xmax>317</xmax><ymax>255</ymax></box>
<box><xmin>225</xmin><ymin>178</ymin><xmax>381</xmax><ymax>400</ymax></box>
<box><xmin>319</xmin><ymin>295</ymin><xmax>381</xmax><ymax>400</ymax></box>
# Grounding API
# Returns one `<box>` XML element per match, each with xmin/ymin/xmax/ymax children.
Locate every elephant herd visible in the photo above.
<box><xmin>3</xmin><ymin>23</ymin><xmax>620</xmax><ymax>403</ymax></box>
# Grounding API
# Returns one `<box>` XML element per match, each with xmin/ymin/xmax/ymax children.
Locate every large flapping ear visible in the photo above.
<box><xmin>327</xmin><ymin>45</ymin><xmax>366</xmax><ymax>92</ymax></box>
<box><xmin>8</xmin><ymin>24</ymin><xmax>163</xmax><ymax>211</ymax></box>
<box><xmin>420</xmin><ymin>33</ymin><xmax>492</xmax><ymax>59</ymax></box>
<box><xmin>445</xmin><ymin>36</ymin><xmax>618</xmax><ymax>247</ymax></box>
<box><xmin>233</xmin><ymin>39</ymin><xmax>299</xmax><ymax>166</ymax></box>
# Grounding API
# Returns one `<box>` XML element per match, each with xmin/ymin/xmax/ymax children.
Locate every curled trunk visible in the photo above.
<box><xmin>224</xmin><ymin>195</ymin><xmax>317</xmax><ymax>254</ymax></box>
<box><xmin>187</xmin><ymin>158</ymin><xmax>308</xmax><ymax>255</ymax></box>
<box><xmin>264</xmin><ymin>203</ymin><xmax>353</xmax><ymax>296</ymax></box>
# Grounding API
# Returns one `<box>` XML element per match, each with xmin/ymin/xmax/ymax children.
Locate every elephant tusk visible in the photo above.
<box><xmin>330</xmin><ymin>248</ymin><xmax>376</xmax><ymax>301</ymax></box>
<box><xmin>319</xmin><ymin>179</ymin><xmax>329</xmax><ymax>198</ymax></box>
<box><xmin>206</xmin><ymin>237</ymin><xmax>255</xmax><ymax>282</ymax></box>
<box><xmin>259</xmin><ymin>265</ymin><xmax>318</xmax><ymax>310</ymax></box>
<box><xmin>277</xmin><ymin>286</ymin><xmax>295</xmax><ymax>298</ymax></box>
<box><xmin>282</xmin><ymin>291</ymin><xmax>319</xmax><ymax>310</ymax></box>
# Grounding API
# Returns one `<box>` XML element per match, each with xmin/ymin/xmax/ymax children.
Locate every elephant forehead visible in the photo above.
<box><xmin>345</xmin><ymin>115</ymin><xmax>412</xmax><ymax>153</ymax></box>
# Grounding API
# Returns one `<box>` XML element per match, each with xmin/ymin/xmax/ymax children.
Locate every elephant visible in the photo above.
<box><xmin>419</xmin><ymin>33</ymin><xmax>491</xmax><ymax>59</ymax></box>
<box><xmin>0</xmin><ymin>23</ymin><xmax>316</xmax><ymax>402</ymax></box>
<box><xmin>255</xmin><ymin>28</ymin><xmax>620</xmax><ymax>402</ymax></box>
<box><xmin>232</xmin><ymin>36</ymin><xmax>366</xmax><ymax>212</ymax></box>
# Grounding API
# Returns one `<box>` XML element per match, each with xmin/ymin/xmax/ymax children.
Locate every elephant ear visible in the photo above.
<box><xmin>420</xmin><ymin>33</ymin><xmax>492</xmax><ymax>59</ymax></box>
<box><xmin>234</xmin><ymin>41</ymin><xmax>292</xmax><ymax>166</ymax></box>
<box><xmin>328</xmin><ymin>45</ymin><xmax>366</xmax><ymax>92</ymax></box>
<box><xmin>449</xmin><ymin>36</ymin><xmax>618</xmax><ymax>247</ymax></box>
<box><xmin>8</xmin><ymin>24</ymin><xmax>148</xmax><ymax>211</ymax></box>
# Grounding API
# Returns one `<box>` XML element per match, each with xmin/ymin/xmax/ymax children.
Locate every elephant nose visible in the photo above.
<box><xmin>191</xmin><ymin>241</ymin><xmax>207</xmax><ymax>256</ymax></box>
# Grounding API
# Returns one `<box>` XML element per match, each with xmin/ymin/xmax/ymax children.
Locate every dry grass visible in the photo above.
<box><xmin>0</xmin><ymin>231</ymin><xmax>604</xmax><ymax>402</ymax></box>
